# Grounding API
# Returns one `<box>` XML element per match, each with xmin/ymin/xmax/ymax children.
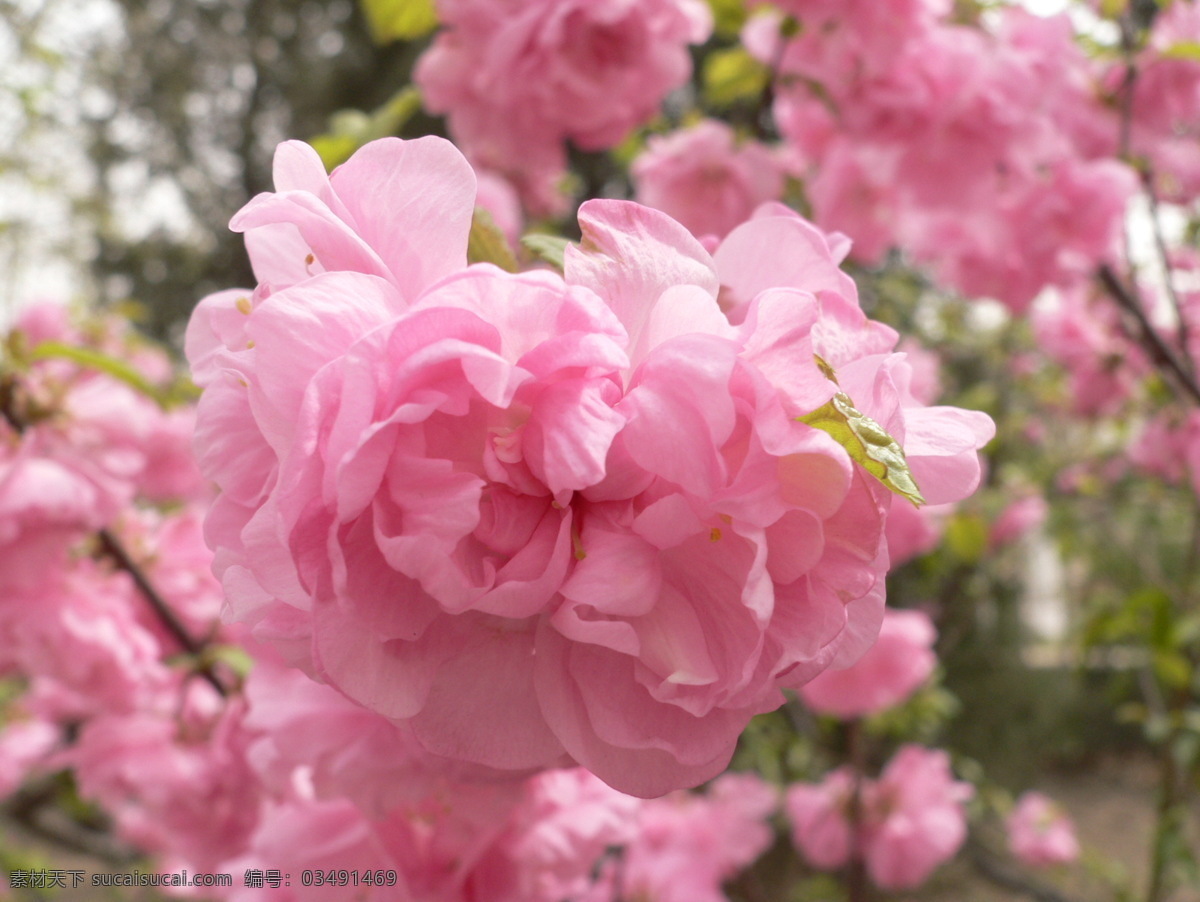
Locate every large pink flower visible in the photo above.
<box><xmin>188</xmin><ymin>137</ymin><xmax>992</xmax><ymax>797</ymax></box>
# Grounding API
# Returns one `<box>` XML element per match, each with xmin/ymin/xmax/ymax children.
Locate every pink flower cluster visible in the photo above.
<box><xmin>1118</xmin><ymin>0</ymin><xmax>1200</xmax><ymax>203</ymax></box>
<box><xmin>632</xmin><ymin>119</ymin><xmax>786</xmax><ymax>242</ymax></box>
<box><xmin>416</xmin><ymin>0</ymin><xmax>712</xmax><ymax>213</ymax></box>
<box><xmin>186</xmin><ymin>136</ymin><xmax>994</xmax><ymax>797</ymax></box>
<box><xmin>749</xmin><ymin>3</ymin><xmax>1136</xmax><ymax>310</ymax></box>
<box><xmin>0</xmin><ymin>303</ymin><xmax>245</xmax><ymax>865</ymax></box>
<box><xmin>786</xmin><ymin>744</ymin><xmax>974</xmax><ymax>890</ymax></box>
<box><xmin>1007</xmin><ymin>791</ymin><xmax>1080</xmax><ymax>868</ymax></box>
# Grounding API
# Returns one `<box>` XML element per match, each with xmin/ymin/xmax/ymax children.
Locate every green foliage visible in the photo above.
<box><xmin>702</xmin><ymin>46</ymin><xmax>771</xmax><ymax>109</ymax></box>
<box><xmin>359</xmin><ymin>0</ymin><xmax>439</xmax><ymax>44</ymax></box>
<box><xmin>26</xmin><ymin>341</ymin><xmax>189</xmax><ymax>408</ymax></box>
<box><xmin>704</xmin><ymin>0</ymin><xmax>750</xmax><ymax>38</ymax></box>
<box><xmin>944</xmin><ymin>512</ymin><xmax>989</xmax><ymax>564</ymax></box>
<box><xmin>1160</xmin><ymin>40</ymin><xmax>1200</xmax><ymax>61</ymax></box>
<box><xmin>520</xmin><ymin>234</ymin><xmax>571</xmax><ymax>272</ymax></box>
<box><xmin>310</xmin><ymin>87</ymin><xmax>424</xmax><ymax>170</ymax></box>
<box><xmin>466</xmin><ymin>208</ymin><xmax>518</xmax><ymax>273</ymax></box>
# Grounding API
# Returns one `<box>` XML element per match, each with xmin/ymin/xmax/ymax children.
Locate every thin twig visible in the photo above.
<box><xmin>0</xmin><ymin>371</ymin><xmax>227</xmax><ymax>696</ymax></box>
<box><xmin>1097</xmin><ymin>264</ymin><xmax>1200</xmax><ymax>407</ymax></box>
<box><xmin>966</xmin><ymin>837</ymin><xmax>1089</xmax><ymax>902</ymax></box>
<box><xmin>2</xmin><ymin>780</ymin><xmax>137</xmax><ymax>867</ymax></box>
<box><xmin>1139</xmin><ymin>168</ymin><xmax>1192</xmax><ymax>374</ymax></box>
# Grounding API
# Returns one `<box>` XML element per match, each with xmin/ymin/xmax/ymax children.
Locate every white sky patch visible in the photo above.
<box><xmin>1020</xmin><ymin>0</ymin><xmax>1072</xmax><ymax>14</ymax></box>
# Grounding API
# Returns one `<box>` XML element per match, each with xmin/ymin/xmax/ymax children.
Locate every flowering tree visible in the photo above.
<box><xmin>2</xmin><ymin>0</ymin><xmax>1199</xmax><ymax>901</ymax></box>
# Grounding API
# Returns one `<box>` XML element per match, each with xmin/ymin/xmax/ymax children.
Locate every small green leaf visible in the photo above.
<box><xmin>702</xmin><ymin>46</ymin><xmax>770</xmax><ymax>109</ymax></box>
<box><xmin>946</xmin><ymin>513</ymin><xmax>989</xmax><ymax>564</ymax></box>
<box><xmin>798</xmin><ymin>362</ymin><xmax>925</xmax><ymax>506</ymax></box>
<box><xmin>1160</xmin><ymin>40</ymin><xmax>1200</xmax><ymax>62</ymax></box>
<box><xmin>202</xmin><ymin>644</ymin><xmax>256</xmax><ymax>680</ymax></box>
<box><xmin>359</xmin><ymin>0</ymin><xmax>438</xmax><ymax>43</ymax></box>
<box><xmin>29</xmin><ymin>341</ymin><xmax>167</xmax><ymax>406</ymax></box>
<box><xmin>705</xmin><ymin>0</ymin><xmax>748</xmax><ymax>36</ymax></box>
<box><xmin>520</xmin><ymin>234</ymin><xmax>571</xmax><ymax>272</ymax></box>
<box><xmin>309</xmin><ymin>87</ymin><xmax>423</xmax><ymax>170</ymax></box>
<box><xmin>467</xmin><ymin>208</ymin><xmax>518</xmax><ymax>273</ymax></box>
<box><xmin>1152</xmin><ymin>650</ymin><xmax>1193</xmax><ymax>691</ymax></box>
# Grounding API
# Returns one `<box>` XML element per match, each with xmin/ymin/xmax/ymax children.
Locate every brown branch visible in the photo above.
<box><xmin>1</xmin><ymin>779</ymin><xmax>137</xmax><ymax>867</ymax></box>
<box><xmin>966</xmin><ymin>837</ymin><xmax>1089</xmax><ymax>902</ymax></box>
<box><xmin>94</xmin><ymin>529</ymin><xmax>227</xmax><ymax>697</ymax></box>
<box><xmin>0</xmin><ymin>370</ymin><xmax>227</xmax><ymax>696</ymax></box>
<box><xmin>1096</xmin><ymin>264</ymin><xmax>1200</xmax><ymax>408</ymax></box>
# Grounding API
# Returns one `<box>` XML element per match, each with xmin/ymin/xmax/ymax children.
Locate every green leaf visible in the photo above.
<box><xmin>1152</xmin><ymin>649</ymin><xmax>1192</xmax><ymax>691</ymax></box>
<box><xmin>702</xmin><ymin>46</ymin><xmax>770</xmax><ymax>109</ymax></box>
<box><xmin>29</xmin><ymin>340</ymin><xmax>167</xmax><ymax>406</ymax></box>
<box><xmin>798</xmin><ymin>358</ymin><xmax>925</xmax><ymax>505</ymax></box>
<box><xmin>309</xmin><ymin>87</ymin><xmax>423</xmax><ymax>170</ymax></box>
<box><xmin>705</xmin><ymin>0</ymin><xmax>748</xmax><ymax>37</ymax></box>
<box><xmin>359</xmin><ymin>0</ymin><xmax>438</xmax><ymax>43</ymax></box>
<box><xmin>1160</xmin><ymin>40</ymin><xmax>1200</xmax><ymax>62</ymax></box>
<box><xmin>467</xmin><ymin>207</ymin><xmax>518</xmax><ymax>273</ymax></box>
<box><xmin>946</xmin><ymin>513</ymin><xmax>989</xmax><ymax>564</ymax></box>
<box><xmin>520</xmin><ymin>234</ymin><xmax>571</xmax><ymax>272</ymax></box>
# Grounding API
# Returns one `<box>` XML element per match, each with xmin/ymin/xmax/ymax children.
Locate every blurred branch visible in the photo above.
<box><xmin>1</xmin><ymin>779</ymin><xmax>136</xmax><ymax>867</ymax></box>
<box><xmin>0</xmin><ymin>371</ymin><xmax>227</xmax><ymax>696</ymax></box>
<box><xmin>1097</xmin><ymin>264</ymin><xmax>1200</xmax><ymax>407</ymax></box>
<box><xmin>966</xmin><ymin>838</ymin><xmax>1089</xmax><ymax>902</ymax></box>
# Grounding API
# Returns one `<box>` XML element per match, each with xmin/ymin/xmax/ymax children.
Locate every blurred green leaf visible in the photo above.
<box><xmin>945</xmin><ymin>512</ymin><xmax>989</xmax><ymax>563</ymax></box>
<box><xmin>1152</xmin><ymin>650</ymin><xmax>1192</xmax><ymax>690</ymax></box>
<box><xmin>1160</xmin><ymin>40</ymin><xmax>1200</xmax><ymax>61</ymax></box>
<box><xmin>29</xmin><ymin>340</ymin><xmax>167</xmax><ymax>406</ymax></box>
<box><xmin>310</xmin><ymin>87</ymin><xmax>423</xmax><ymax>170</ymax></box>
<box><xmin>360</xmin><ymin>0</ymin><xmax>438</xmax><ymax>44</ymax></box>
<box><xmin>705</xmin><ymin>0</ymin><xmax>749</xmax><ymax>37</ymax></box>
<box><xmin>521</xmin><ymin>234</ymin><xmax>571</xmax><ymax>272</ymax></box>
<box><xmin>467</xmin><ymin>208</ymin><xmax>518</xmax><ymax>273</ymax></box>
<box><xmin>702</xmin><ymin>46</ymin><xmax>770</xmax><ymax>109</ymax></box>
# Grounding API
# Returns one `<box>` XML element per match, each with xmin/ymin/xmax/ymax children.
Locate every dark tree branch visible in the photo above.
<box><xmin>1097</xmin><ymin>264</ymin><xmax>1200</xmax><ymax>408</ymax></box>
<box><xmin>0</xmin><ymin>370</ymin><xmax>227</xmax><ymax>696</ymax></box>
<box><xmin>966</xmin><ymin>838</ymin><xmax>1088</xmax><ymax>902</ymax></box>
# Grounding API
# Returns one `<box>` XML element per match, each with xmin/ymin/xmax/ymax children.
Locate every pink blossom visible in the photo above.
<box><xmin>0</xmin><ymin>717</ymin><xmax>59</xmax><ymax>797</ymax></box>
<box><xmin>1120</xmin><ymin>1</ymin><xmax>1200</xmax><ymax>203</ymax></box>
<box><xmin>990</xmin><ymin>494</ymin><xmax>1048</xmax><ymax>549</ymax></box>
<box><xmin>67</xmin><ymin>686</ymin><xmax>261</xmax><ymax>872</ymax></box>
<box><xmin>885</xmin><ymin>499</ymin><xmax>951</xmax><ymax>568</ymax></box>
<box><xmin>466</xmin><ymin>768</ymin><xmax>641</xmax><ymax>902</ymax></box>
<box><xmin>786</xmin><ymin>747</ymin><xmax>972</xmax><ymax>889</ymax></box>
<box><xmin>799</xmin><ymin>608</ymin><xmax>938</xmax><ymax>718</ymax></box>
<box><xmin>1007</xmin><ymin>791</ymin><xmax>1080</xmax><ymax>867</ymax></box>
<box><xmin>861</xmin><ymin>745</ymin><xmax>973</xmax><ymax>890</ymax></box>
<box><xmin>189</xmin><ymin>137</ymin><xmax>992</xmax><ymax>797</ymax></box>
<box><xmin>622</xmin><ymin>771</ymin><xmax>778</xmax><ymax>902</ymax></box>
<box><xmin>416</xmin><ymin>0</ymin><xmax>711</xmax><ymax>210</ymax></box>
<box><xmin>632</xmin><ymin>120</ymin><xmax>785</xmax><ymax>240</ymax></box>
<box><xmin>475</xmin><ymin>169</ymin><xmax>524</xmax><ymax>248</ymax></box>
<box><xmin>1032</xmin><ymin>286</ymin><xmax>1147</xmax><ymax>416</ymax></box>
<box><xmin>220</xmin><ymin>798</ymin><xmax>409</xmax><ymax>902</ymax></box>
<box><xmin>785</xmin><ymin>767</ymin><xmax>856</xmax><ymax>870</ymax></box>
<box><xmin>763</xmin><ymin>4</ymin><xmax>1134</xmax><ymax>309</ymax></box>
